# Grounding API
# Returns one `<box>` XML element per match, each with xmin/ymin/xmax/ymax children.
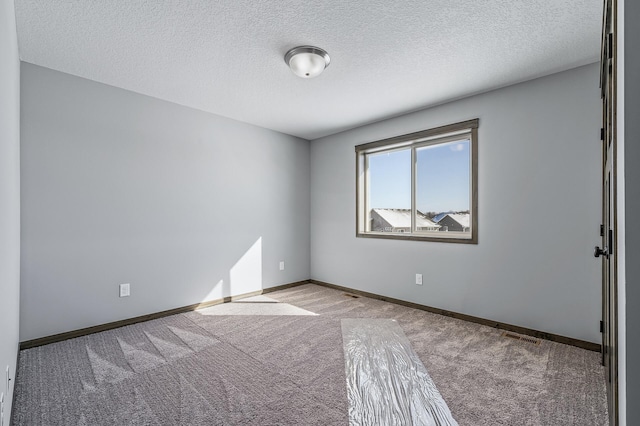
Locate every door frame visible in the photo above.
<box><xmin>599</xmin><ymin>0</ymin><xmax>618</xmax><ymax>423</ymax></box>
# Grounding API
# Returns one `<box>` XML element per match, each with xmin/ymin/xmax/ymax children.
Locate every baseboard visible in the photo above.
<box><xmin>20</xmin><ymin>278</ymin><xmax>601</xmax><ymax>353</ymax></box>
<box><xmin>19</xmin><ymin>280</ymin><xmax>308</xmax><ymax>350</ymax></box>
<box><xmin>309</xmin><ymin>279</ymin><xmax>601</xmax><ymax>352</ymax></box>
<box><xmin>10</xmin><ymin>349</ymin><xmax>21</xmax><ymax>423</ymax></box>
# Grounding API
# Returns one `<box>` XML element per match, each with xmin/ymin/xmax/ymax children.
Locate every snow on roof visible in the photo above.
<box><xmin>372</xmin><ymin>209</ymin><xmax>439</xmax><ymax>228</ymax></box>
<box><xmin>443</xmin><ymin>213</ymin><xmax>470</xmax><ymax>228</ymax></box>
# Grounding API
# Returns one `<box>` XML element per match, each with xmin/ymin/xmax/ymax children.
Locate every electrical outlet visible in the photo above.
<box><xmin>415</xmin><ymin>274</ymin><xmax>423</xmax><ymax>285</ymax></box>
<box><xmin>279</xmin><ymin>261</ymin><xmax>285</xmax><ymax>271</ymax></box>
<box><xmin>119</xmin><ymin>283</ymin><xmax>130</xmax><ymax>298</ymax></box>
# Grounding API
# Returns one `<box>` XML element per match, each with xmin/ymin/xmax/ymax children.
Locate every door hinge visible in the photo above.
<box><xmin>600</xmin><ymin>128</ymin><xmax>605</xmax><ymax>141</ymax></box>
<box><xmin>600</xmin><ymin>224</ymin><xmax>604</xmax><ymax>236</ymax></box>
<box><xmin>600</xmin><ymin>320</ymin><xmax>604</xmax><ymax>333</ymax></box>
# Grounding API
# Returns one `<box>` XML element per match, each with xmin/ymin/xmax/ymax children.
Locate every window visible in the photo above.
<box><xmin>356</xmin><ymin>119</ymin><xmax>478</xmax><ymax>243</ymax></box>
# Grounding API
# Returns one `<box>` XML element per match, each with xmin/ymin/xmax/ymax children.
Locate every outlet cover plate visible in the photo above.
<box><xmin>279</xmin><ymin>261</ymin><xmax>285</xmax><ymax>271</ymax></box>
<box><xmin>119</xmin><ymin>283</ymin><xmax>130</xmax><ymax>297</ymax></box>
<box><xmin>415</xmin><ymin>274</ymin><xmax>423</xmax><ymax>285</ymax></box>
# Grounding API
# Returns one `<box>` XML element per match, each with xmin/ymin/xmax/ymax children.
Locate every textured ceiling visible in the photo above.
<box><xmin>14</xmin><ymin>0</ymin><xmax>601</xmax><ymax>140</ymax></box>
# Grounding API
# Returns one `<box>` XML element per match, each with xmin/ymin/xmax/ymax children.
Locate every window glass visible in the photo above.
<box><xmin>368</xmin><ymin>149</ymin><xmax>411</xmax><ymax>233</ymax></box>
<box><xmin>416</xmin><ymin>139</ymin><xmax>470</xmax><ymax>236</ymax></box>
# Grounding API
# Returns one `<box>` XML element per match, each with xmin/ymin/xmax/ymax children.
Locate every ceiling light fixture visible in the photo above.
<box><xmin>284</xmin><ymin>46</ymin><xmax>330</xmax><ymax>79</ymax></box>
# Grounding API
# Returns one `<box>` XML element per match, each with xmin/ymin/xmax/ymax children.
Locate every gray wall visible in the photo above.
<box><xmin>310</xmin><ymin>63</ymin><xmax>602</xmax><ymax>343</ymax></box>
<box><xmin>0</xmin><ymin>0</ymin><xmax>20</xmax><ymax>422</ymax></box>
<box><xmin>623</xmin><ymin>0</ymin><xmax>639</xmax><ymax>422</ymax></box>
<box><xmin>20</xmin><ymin>63</ymin><xmax>310</xmax><ymax>342</ymax></box>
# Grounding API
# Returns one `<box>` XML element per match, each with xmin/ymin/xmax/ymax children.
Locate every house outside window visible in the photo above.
<box><xmin>356</xmin><ymin>119</ymin><xmax>478</xmax><ymax>243</ymax></box>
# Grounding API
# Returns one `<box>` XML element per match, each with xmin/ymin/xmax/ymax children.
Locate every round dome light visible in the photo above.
<box><xmin>284</xmin><ymin>46</ymin><xmax>330</xmax><ymax>78</ymax></box>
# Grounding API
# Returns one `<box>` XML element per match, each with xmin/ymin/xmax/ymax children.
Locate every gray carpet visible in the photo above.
<box><xmin>12</xmin><ymin>284</ymin><xmax>608</xmax><ymax>425</ymax></box>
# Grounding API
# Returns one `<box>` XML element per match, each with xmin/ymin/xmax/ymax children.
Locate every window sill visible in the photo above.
<box><xmin>356</xmin><ymin>231</ymin><xmax>477</xmax><ymax>244</ymax></box>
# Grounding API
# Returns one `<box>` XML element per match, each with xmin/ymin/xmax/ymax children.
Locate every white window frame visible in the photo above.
<box><xmin>355</xmin><ymin>119</ymin><xmax>478</xmax><ymax>244</ymax></box>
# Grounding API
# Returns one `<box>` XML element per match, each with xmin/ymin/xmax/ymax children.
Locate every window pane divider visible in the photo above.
<box><xmin>411</xmin><ymin>146</ymin><xmax>417</xmax><ymax>234</ymax></box>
